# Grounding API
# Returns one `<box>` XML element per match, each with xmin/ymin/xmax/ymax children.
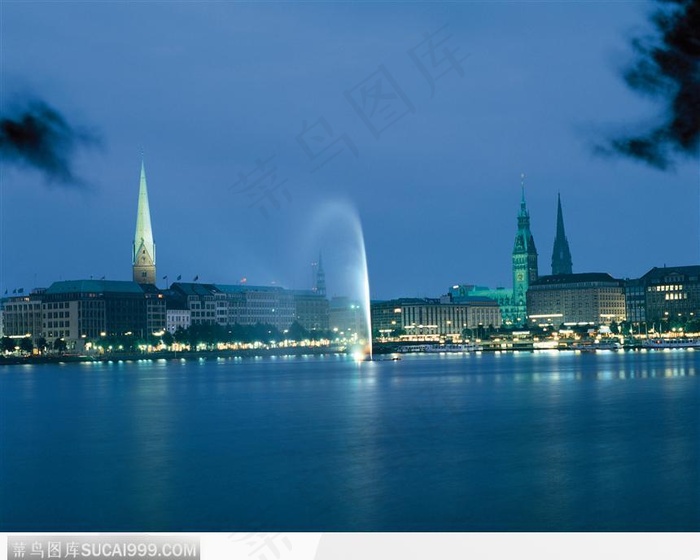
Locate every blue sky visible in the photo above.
<box><xmin>1</xmin><ymin>1</ymin><xmax>697</xmax><ymax>300</ymax></box>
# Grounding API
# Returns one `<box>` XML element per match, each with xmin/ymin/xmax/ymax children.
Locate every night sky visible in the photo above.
<box><xmin>1</xmin><ymin>2</ymin><xmax>697</xmax><ymax>301</ymax></box>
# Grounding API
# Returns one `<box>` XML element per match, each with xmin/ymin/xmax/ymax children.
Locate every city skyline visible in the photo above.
<box><xmin>1</xmin><ymin>2</ymin><xmax>698</xmax><ymax>301</ymax></box>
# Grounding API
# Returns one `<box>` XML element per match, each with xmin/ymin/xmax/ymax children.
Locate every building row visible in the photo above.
<box><xmin>7</xmin><ymin>263</ymin><xmax>695</xmax><ymax>345</ymax></box>
<box><xmin>369</xmin><ymin>177</ymin><xmax>698</xmax><ymax>336</ymax></box>
<box><xmin>0</xmin><ymin>162</ymin><xmax>350</xmax><ymax>346</ymax></box>
<box><xmin>450</xmin><ymin>177</ymin><xmax>699</xmax><ymax>329</ymax></box>
<box><xmin>3</xmin><ymin>162</ymin><xmax>698</xmax><ymax>346</ymax></box>
<box><xmin>0</xmin><ymin>280</ymin><xmax>384</xmax><ymax>347</ymax></box>
<box><xmin>0</xmin><ymin>280</ymin><xmax>334</xmax><ymax>344</ymax></box>
<box><xmin>371</xmin><ymin>296</ymin><xmax>502</xmax><ymax>341</ymax></box>
<box><xmin>526</xmin><ymin>265</ymin><xmax>699</xmax><ymax>326</ymax></box>
<box><xmin>368</xmin><ymin>264</ymin><xmax>700</xmax><ymax>340</ymax></box>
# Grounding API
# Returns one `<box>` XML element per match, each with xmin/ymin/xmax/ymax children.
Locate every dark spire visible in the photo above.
<box><xmin>551</xmin><ymin>193</ymin><xmax>573</xmax><ymax>275</ymax></box>
<box><xmin>312</xmin><ymin>252</ymin><xmax>326</xmax><ymax>297</ymax></box>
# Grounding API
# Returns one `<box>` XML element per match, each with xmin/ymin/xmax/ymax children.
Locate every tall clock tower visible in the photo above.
<box><xmin>512</xmin><ymin>176</ymin><xmax>538</xmax><ymax>324</ymax></box>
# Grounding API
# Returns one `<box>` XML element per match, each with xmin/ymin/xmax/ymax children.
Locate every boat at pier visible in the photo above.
<box><xmin>424</xmin><ymin>343</ymin><xmax>482</xmax><ymax>353</ymax></box>
<box><xmin>398</xmin><ymin>343</ymin><xmax>482</xmax><ymax>354</ymax></box>
<box><xmin>642</xmin><ymin>338</ymin><xmax>700</xmax><ymax>349</ymax></box>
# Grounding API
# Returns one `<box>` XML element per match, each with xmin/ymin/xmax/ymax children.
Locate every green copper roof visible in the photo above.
<box><xmin>45</xmin><ymin>280</ymin><xmax>146</xmax><ymax>295</ymax></box>
<box><xmin>215</xmin><ymin>284</ymin><xmax>285</xmax><ymax>294</ymax></box>
<box><xmin>133</xmin><ymin>160</ymin><xmax>155</xmax><ymax>265</ymax></box>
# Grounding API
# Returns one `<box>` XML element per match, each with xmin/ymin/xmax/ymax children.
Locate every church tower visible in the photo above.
<box><xmin>551</xmin><ymin>193</ymin><xmax>573</xmax><ymax>275</ymax></box>
<box><xmin>512</xmin><ymin>176</ymin><xmax>538</xmax><ymax>323</ymax></box>
<box><xmin>132</xmin><ymin>160</ymin><xmax>156</xmax><ymax>285</ymax></box>
<box><xmin>313</xmin><ymin>252</ymin><xmax>327</xmax><ymax>297</ymax></box>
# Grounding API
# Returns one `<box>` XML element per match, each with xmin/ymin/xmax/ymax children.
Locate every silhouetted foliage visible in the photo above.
<box><xmin>0</xmin><ymin>98</ymin><xmax>100</xmax><ymax>186</ymax></box>
<box><xmin>286</xmin><ymin>321</ymin><xmax>310</xmax><ymax>342</ymax></box>
<box><xmin>162</xmin><ymin>331</ymin><xmax>174</xmax><ymax>347</ymax></box>
<box><xmin>1</xmin><ymin>336</ymin><xmax>16</xmax><ymax>353</ymax></box>
<box><xmin>174</xmin><ymin>327</ymin><xmax>188</xmax><ymax>344</ymax></box>
<box><xmin>36</xmin><ymin>336</ymin><xmax>48</xmax><ymax>353</ymax></box>
<box><xmin>53</xmin><ymin>338</ymin><xmax>67</xmax><ymax>354</ymax></box>
<box><xmin>19</xmin><ymin>337</ymin><xmax>34</xmax><ymax>354</ymax></box>
<box><xmin>599</xmin><ymin>0</ymin><xmax>700</xmax><ymax>169</ymax></box>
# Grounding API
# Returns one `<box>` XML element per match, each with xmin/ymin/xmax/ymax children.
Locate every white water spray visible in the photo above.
<box><xmin>302</xmin><ymin>200</ymin><xmax>372</xmax><ymax>360</ymax></box>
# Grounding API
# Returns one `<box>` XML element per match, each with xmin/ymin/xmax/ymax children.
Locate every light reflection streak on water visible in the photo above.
<box><xmin>1</xmin><ymin>349</ymin><xmax>697</xmax><ymax>531</ymax></box>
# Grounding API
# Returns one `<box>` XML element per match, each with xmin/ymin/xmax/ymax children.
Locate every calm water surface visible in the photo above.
<box><xmin>1</xmin><ymin>350</ymin><xmax>698</xmax><ymax>531</ymax></box>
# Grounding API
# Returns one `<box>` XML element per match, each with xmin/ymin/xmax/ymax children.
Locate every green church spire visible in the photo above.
<box><xmin>132</xmin><ymin>159</ymin><xmax>156</xmax><ymax>285</ymax></box>
<box><xmin>512</xmin><ymin>174</ymin><xmax>538</xmax><ymax>325</ymax></box>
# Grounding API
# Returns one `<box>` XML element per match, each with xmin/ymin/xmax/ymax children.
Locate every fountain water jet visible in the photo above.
<box><xmin>301</xmin><ymin>200</ymin><xmax>372</xmax><ymax>360</ymax></box>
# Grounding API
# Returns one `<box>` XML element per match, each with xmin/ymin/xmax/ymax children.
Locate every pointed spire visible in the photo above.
<box><xmin>518</xmin><ymin>173</ymin><xmax>530</xmax><ymax>219</ymax></box>
<box><xmin>551</xmin><ymin>192</ymin><xmax>573</xmax><ymax>275</ymax></box>
<box><xmin>315</xmin><ymin>251</ymin><xmax>326</xmax><ymax>297</ymax></box>
<box><xmin>512</xmin><ymin>176</ymin><xmax>539</xmax><ymax>325</ymax></box>
<box><xmin>556</xmin><ymin>192</ymin><xmax>565</xmax><ymax>234</ymax></box>
<box><xmin>134</xmin><ymin>160</ymin><xmax>154</xmax><ymax>251</ymax></box>
<box><xmin>133</xmin><ymin>158</ymin><xmax>156</xmax><ymax>284</ymax></box>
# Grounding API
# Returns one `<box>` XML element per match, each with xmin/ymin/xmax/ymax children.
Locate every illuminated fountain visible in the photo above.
<box><xmin>353</xmin><ymin>216</ymin><xmax>373</xmax><ymax>361</ymax></box>
<box><xmin>303</xmin><ymin>200</ymin><xmax>372</xmax><ymax>361</ymax></box>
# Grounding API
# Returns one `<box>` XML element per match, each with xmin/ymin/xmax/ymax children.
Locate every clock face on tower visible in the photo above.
<box><xmin>517</xmin><ymin>273</ymin><xmax>524</xmax><ymax>281</ymax></box>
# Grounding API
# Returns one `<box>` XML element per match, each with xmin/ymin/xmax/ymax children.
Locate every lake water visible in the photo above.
<box><xmin>1</xmin><ymin>350</ymin><xmax>698</xmax><ymax>531</ymax></box>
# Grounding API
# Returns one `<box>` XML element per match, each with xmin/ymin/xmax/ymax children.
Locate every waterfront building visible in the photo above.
<box><xmin>133</xmin><ymin>161</ymin><xmax>157</xmax><ymax>285</ymax></box>
<box><xmin>449</xmin><ymin>284</ymin><xmax>518</xmax><ymax>326</ymax></box>
<box><xmin>551</xmin><ymin>193</ymin><xmax>573</xmax><ymax>275</ymax></box>
<box><xmin>168</xmin><ymin>283</ymin><xmax>220</xmax><ymax>326</ymax></box>
<box><xmin>293</xmin><ymin>290</ymin><xmax>330</xmax><ymax>332</ymax></box>
<box><xmin>161</xmin><ymin>288</ymin><xmax>192</xmax><ymax>334</ymax></box>
<box><xmin>371</xmin><ymin>296</ymin><xmax>501</xmax><ymax>341</ymax></box>
<box><xmin>624</xmin><ymin>278</ymin><xmax>646</xmax><ymax>324</ymax></box>
<box><xmin>330</xmin><ymin>297</ymin><xmax>365</xmax><ymax>339</ymax></box>
<box><xmin>168</xmin><ymin>282</ymin><xmax>322</xmax><ymax>333</ymax></box>
<box><xmin>141</xmin><ymin>283</ymin><xmax>167</xmax><ymax>335</ymax></box>
<box><xmin>640</xmin><ymin>265</ymin><xmax>700</xmax><ymax>324</ymax></box>
<box><xmin>215</xmin><ymin>284</ymin><xmax>296</xmax><ymax>331</ymax></box>
<box><xmin>527</xmin><ymin>273</ymin><xmax>626</xmax><ymax>326</ymax></box>
<box><xmin>370</xmin><ymin>299</ymin><xmax>404</xmax><ymax>336</ymax></box>
<box><xmin>166</xmin><ymin>307</ymin><xmax>192</xmax><ymax>334</ymax></box>
<box><xmin>1</xmin><ymin>281</ymin><xmax>166</xmax><ymax>346</ymax></box>
<box><xmin>2</xmin><ymin>290</ymin><xmax>43</xmax><ymax>340</ymax></box>
<box><xmin>41</xmin><ymin>280</ymin><xmax>156</xmax><ymax>343</ymax></box>
<box><xmin>512</xmin><ymin>180</ymin><xmax>539</xmax><ymax>324</ymax></box>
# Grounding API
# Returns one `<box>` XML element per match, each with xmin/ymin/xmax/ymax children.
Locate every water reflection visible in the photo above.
<box><xmin>1</xmin><ymin>350</ymin><xmax>698</xmax><ymax>531</ymax></box>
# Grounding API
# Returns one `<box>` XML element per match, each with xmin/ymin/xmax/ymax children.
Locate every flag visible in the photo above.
<box><xmin>18</xmin><ymin>288</ymin><xmax>24</xmax><ymax>294</ymax></box>
<box><xmin>193</xmin><ymin>275</ymin><xmax>199</xmax><ymax>282</ymax></box>
<box><xmin>12</xmin><ymin>289</ymin><xmax>16</xmax><ymax>294</ymax></box>
<box><xmin>162</xmin><ymin>276</ymin><xmax>167</xmax><ymax>280</ymax></box>
<box><xmin>176</xmin><ymin>275</ymin><xmax>182</xmax><ymax>281</ymax></box>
